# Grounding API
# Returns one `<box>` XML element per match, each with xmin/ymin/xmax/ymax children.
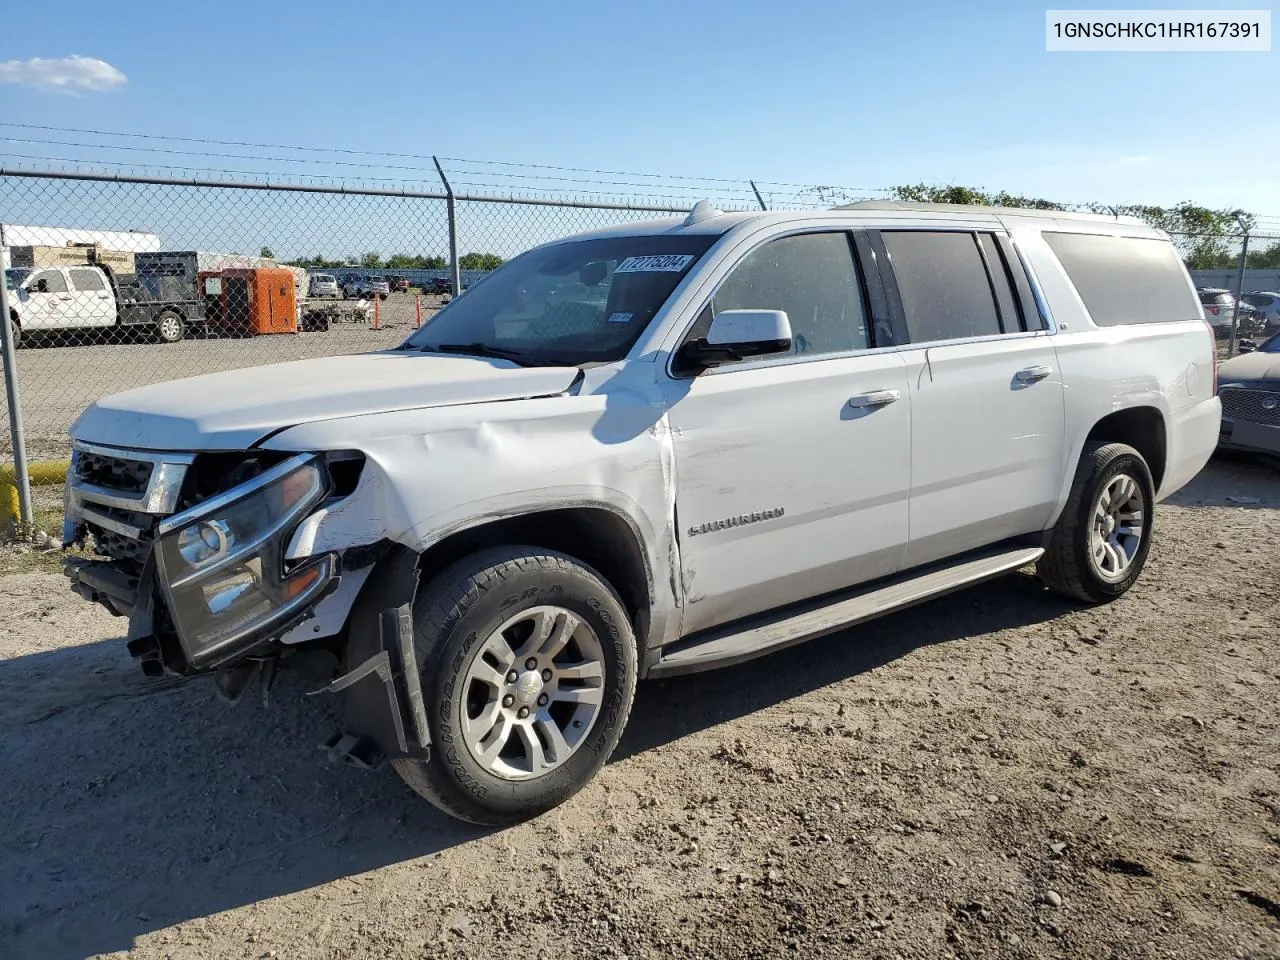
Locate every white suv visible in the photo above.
<box><xmin>62</xmin><ymin>201</ymin><xmax>1220</xmax><ymax>825</ymax></box>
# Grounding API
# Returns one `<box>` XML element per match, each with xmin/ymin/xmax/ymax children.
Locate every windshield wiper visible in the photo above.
<box><xmin>419</xmin><ymin>342</ymin><xmax>535</xmax><ymax>365</ymax></box>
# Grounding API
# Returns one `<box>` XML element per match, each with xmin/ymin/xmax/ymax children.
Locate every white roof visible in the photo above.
<box><xmin>559</xmin><ymin>199</ymin><xmax>1161</xmax><ymax>245</ymax></box>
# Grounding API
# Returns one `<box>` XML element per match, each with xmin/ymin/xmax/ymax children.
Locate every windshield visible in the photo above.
<box><xmin>401</xmin><ymin>234</ymin><xmax>718</xmax><ymax>365</ymax></box>
<box><xmin>5</xmin><ymin>268</ymin><xmax>29</xmax><ymax>291</ymax></box>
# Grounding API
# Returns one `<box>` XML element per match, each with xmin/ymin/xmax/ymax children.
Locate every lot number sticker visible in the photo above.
<box><xmin>607</xmin><ymin>312</ymin><xmax>634</xmax><ymax>323</ymax></box>
<box><xmin>614</xmin><ymin>255</ymin><xmax>695</xmax><ymax>273</ymax></box>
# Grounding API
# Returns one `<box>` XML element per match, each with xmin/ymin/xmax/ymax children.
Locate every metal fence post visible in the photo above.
<box><xmin>433</xmin><ymin>157</ymin><xmax>462</xmax><ymax>298</ymax></box>
<box><xmin>1227</xmin><ymin>228</ymin><xmax>1250</xmax><ymax>357</ymax></box>
<box><xmin>0</xmin><ymin>223</ymin><xmax>35</xmax><ymax>539</ymax></box>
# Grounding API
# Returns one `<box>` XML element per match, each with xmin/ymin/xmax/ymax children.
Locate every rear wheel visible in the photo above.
<box><xmin>392</xmin><ymin>547</ymin><xmax>637</xmax><ymax>825</ymax></box>
<box><xmin>156</xmin><ymin>311</ymin><xmax>185</xmax><ymax>344</ymax></box>
<box><xmin>1038</xmin><ymin>442</ymin><xmax>1155</xmax><ymax>603</ymax></box>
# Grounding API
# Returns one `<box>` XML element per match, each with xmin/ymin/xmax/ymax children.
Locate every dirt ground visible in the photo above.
<box><xmin>0</xmin><ymin>456</ymin><xmax>1277</xmax><ymax>960</ymax></box>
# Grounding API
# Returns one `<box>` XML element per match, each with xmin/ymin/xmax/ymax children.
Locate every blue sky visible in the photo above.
<box><xmin>1</xmin><ymin>0</ymin><xmax>1277</xmax><ymax>243</ymax></box>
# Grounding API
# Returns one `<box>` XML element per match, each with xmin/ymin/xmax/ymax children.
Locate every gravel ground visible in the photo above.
<box><xmin>1</xmin><ymin>293</ymin><xmax>442</xmax><ymax>462</ymax></box>
<box><xmin>0</xmin><ymin>456</ymin><xmax>1277</xmax><ymax>960</ymax></box>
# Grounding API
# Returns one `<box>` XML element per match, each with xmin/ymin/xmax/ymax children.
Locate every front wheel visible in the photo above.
<box><xmin>1037</xmin><ymin>442</ymin><xmax>1155</xmax><ymax>603</ymax></box>
<box><xmin>7</xmin><ymin>316</ymin><xmax>19</xmax><ymax>349</ymax></box>
<box><xmin>156</xmin><ymin>312</ymin><xmax>185</xmax><ymax>344</ymax></box>
<box><xmin>392</xmin><ymin>547</ymin><xmax>637</xmax><ymax>825</ymax></box>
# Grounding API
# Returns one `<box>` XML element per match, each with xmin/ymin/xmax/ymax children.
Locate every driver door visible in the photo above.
<box><xmin>664</xmin><ymin>231</ymin><xmax>912</xmax><ymax>635</ymax></box>
<box><xmin>21</xmin><ymin>269</ymin><xmax>70</xmax><ymax>331</ymax></box>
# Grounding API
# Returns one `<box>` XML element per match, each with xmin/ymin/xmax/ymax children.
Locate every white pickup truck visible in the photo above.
<box><xmin>61</xmin><ymin>201</ymin><xmax>1219</xmax><ymax>824</ymax></box>
<box><xmin>6</xmin><ymin>263</ymin><xmax>201</xmax><ymax>345</ymax></box>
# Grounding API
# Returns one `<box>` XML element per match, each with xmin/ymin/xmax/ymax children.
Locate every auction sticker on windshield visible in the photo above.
<box><xmin>615</xmin><ymin>255</ymin><xmax>695</xmax><ymax>273</ymax></box>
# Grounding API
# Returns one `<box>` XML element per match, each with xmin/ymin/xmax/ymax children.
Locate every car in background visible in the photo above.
<box><xmin>422</xmin><ymin>277</ymin><xmax>452</xmax><ymax>295</ymax></box>
<box><xmin>1217</xmin><ymin>330</ymin><xmax>1280</xmax><ymax>457</ymax></box>
<box><xmin>309</xmin><ymin>274</ymin><xmax>340</xmax><ymax>298</ymax></box>
<box><xmin>341</xmin><ymin>275</ymin><xmax>390</xmax><ymax>300</ymax></box>
<box><xmin>385</xmin><ymin>275</ymin><xmax>410</xmax><ymax>293</ymax></box>
<box><xmin>1240</xmin><ymin>292</ymin><xmax>1280</xmax><ymax>335</ymax></box>
<box><xmin>1198</xmin><ymin>288</ymin><xmax>1264</xmax><ymax>338</ymax></box>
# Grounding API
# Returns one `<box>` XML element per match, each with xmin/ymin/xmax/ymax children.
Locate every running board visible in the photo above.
<box><xmin>650</xmin><ymin>546</ymin><xmax>1044</xmax><ymax>678</ymax></box>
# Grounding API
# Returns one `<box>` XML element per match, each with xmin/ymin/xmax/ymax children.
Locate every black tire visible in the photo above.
<box><xmin>392</xmin><ymin>547</ymin><xmax>637</xmax><ymax>825</ymax></box>
<box><xmin>1037</xmin><ymin>442</ymin><xmax>1155</xmax><ymax>604</ymax></box>
<box><xmin>156</xmin><ymin>311</ymin><xmax>185</xmax><ymax>344</ymax></box>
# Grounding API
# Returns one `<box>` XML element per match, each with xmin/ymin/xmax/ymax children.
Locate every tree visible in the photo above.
<box><xmin>891</xmin><ymin>183</ymin><xmax>1062</xmax><ymax>210</ymax></box>
<box><xmin>890</xmin><ymin>184</ymin><xmax>1255</xmax><ymax>270</ymax></box>
<box><xmin>385</xmin><ymin>253</ymin><xmax>450</xmax><ymax>269</ymax></box>
<box><xmin>459</xmin><ymin>252</ymin><xmax>504</xmax><ymax>271</ymax></box>
<box><xmin>259</xmin><ymin>246</ymin><xmax>275</xmax><ymax>260</ymax></box>
<box><xmin>360</xmin><ymin>252</ymin><xmax>384</xmax><ymax>269</ymax></box>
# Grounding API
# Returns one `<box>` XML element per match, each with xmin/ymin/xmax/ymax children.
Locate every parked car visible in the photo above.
<box><xmin>1198</xmin><ymin>287</ymin><xmax>1265</xmax><ymax>338</ymax></box>
<box><xmin>1240</xmin><ymin>291</ymin><xmax>1280</xmax><ymax>335</ymax></box>
<box><xmin>423</xmin><ymin>277</ymin><xmax>452</xmax><ymax>295</ymax></box>
<box><xmin>341</xmin><ymin>275</ymin><xmax>390</xmax><ymax>300</ymax></box>
<box><xmin>62</xmin><ymin>200</ymin><xmax>1218</xmax><ymax>826</ymax></box>
<box><xmin>309</xmin><ymin>274</ymin><xmax>340</xmax><ymax>299</ymax></box>
<box><xmin>385</xmin><ymin>275</ymin><xmax>410</xmax><ymax>293</ymax></box>
<box><xmin>1216</xmin><ymin>330</ymin><xmax>1280</xmax><ymax>457</ymax></box>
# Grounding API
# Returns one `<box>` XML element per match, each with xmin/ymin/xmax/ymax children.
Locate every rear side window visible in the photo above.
<box><xmin>882</xmin><ymin>231</ymin><xmax>1002</xmax><ymax>342</ymax></box>
<box><xmin>1043</xmin><ymin>232</ymin><xmax>1199</xmax><ymax>326</ymax></box>
<box><xmin>69</xmin><ymin>269</ymin><xmax>106</xmax><ymax>292</ymax></box>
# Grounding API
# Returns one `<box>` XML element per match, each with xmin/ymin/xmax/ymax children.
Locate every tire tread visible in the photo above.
<box><xmin>393</xmin><ymin>547</ymin><xmax>635</xmax><ymax>825</ymax></box>
<box><xmin>1038</xmin><ymin>441</ymin><xmax>1150</xmax><ymax>603</ymax></box>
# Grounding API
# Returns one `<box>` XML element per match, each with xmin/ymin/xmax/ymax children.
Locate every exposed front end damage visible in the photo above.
<box><xmin>62</xmin><ymin>442</ymin><xmax>431</xmax><ymax>769</ymax></box>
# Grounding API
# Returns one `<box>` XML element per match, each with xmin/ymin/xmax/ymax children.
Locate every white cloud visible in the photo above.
<box><xmin>1116</xmin><ymin>155</ymin><xmax>1153</xmax><ymax>166</ymax></box>
<box><xmin>0</xmin><ymin>55</ymin><xmax>126</xmax><ymax>93</ymax></box>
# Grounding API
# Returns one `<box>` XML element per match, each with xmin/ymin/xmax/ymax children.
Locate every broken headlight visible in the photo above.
<box><xmin>154</xmin><ymin>454</ymin><xmax>335</xmax><ymax>669</ymax></box>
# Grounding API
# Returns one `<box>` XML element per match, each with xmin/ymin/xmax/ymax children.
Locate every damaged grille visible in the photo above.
<box><xmin>1220</xmin><ymin>387</ymin><xmax>1280</xmax><ymax>428</ymax></box>
<box><xmin>77</xmin><ymin>450</ymin><xmax>155</xmax><ymax>495</ymax></box>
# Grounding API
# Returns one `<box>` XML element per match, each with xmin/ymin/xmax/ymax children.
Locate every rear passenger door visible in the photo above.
<box><xmin>876</xmin><ymin>229</ymin><xmax>1065</xmax><ymax>568</ymax></box>
<box><xmin>67</xmin><ymin>268</ymin><xmax>117</xmax><ymax>328</ymax></box>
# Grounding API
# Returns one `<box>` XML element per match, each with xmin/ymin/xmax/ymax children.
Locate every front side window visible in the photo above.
<box><xmin>690</xmin><ymin>231</ymin><xmax>869</xmax><ymax>361</ymax></box>
<box><xmin>30</xmin><ymin>270</ymin><xmax>68</xmax><ymax>294</ymax></box>
<box><xmin>402</xmin><ymin>234</ymin><xmax>718</xmax><ymax>365</ymax></box>
<box><xmin>69</xmin><ymin>269</ymin><xmax>106</xmax><ymax>292</ymax></box>
<box><xmin>882</xmin><ymin>231</ymin><xmax>1002</xmax><ymax>343</ymax></box>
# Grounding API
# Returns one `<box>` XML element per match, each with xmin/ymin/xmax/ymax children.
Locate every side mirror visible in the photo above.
<box><xmin>1237</xmin><ymin>339</ymin><xmax>1257</xmax><ymax>353</ymax></box>
<box><xmin>676</xmin><ymin>309</ymin><xmax>792</xmax><ymax>371</ymax></box>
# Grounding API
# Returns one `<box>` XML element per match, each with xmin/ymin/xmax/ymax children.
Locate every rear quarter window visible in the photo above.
<box><xmin>1043</xmin><ymin>232</ymin><xmax>1199</xmax><ymax>326</ymax></box>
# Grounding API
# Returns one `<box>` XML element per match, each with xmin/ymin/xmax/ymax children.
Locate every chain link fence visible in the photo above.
<box><xmin>1169</xmin><ymin>229</ymin><xmax>1280</xmax><ymax>350</ymax></box>
<box><xmin>0</xmin><ymin>171</ymin><xmax>726</xmax><ymax>514</ymax></box>
<box><xmin>3</xmin><ymin>169</ymin><xmax>1278</xmax><ymax>535</ymax></box>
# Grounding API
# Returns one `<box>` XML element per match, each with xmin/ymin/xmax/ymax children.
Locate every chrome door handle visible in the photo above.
<box><xmin>1014</xmin><ymin>365</ymin><xmax>1053</xmax><ymax>384</ymax></box>
<box><xmin>848</xmin><ymin>389</ymin><xmax>901</xmax><ymax>409</ymax></box>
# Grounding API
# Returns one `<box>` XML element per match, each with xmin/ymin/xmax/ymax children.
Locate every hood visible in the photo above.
<box><xmin>1219</xmin><ymin>352</ymin><xmax>1280</xmax><ymax>383</ymax></box>
<box><xmin>70</xmin><ymin>352</ymin><xmax>581</xmax><ymax>451</ymax></box>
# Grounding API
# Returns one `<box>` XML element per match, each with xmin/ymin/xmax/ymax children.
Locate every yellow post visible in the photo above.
<box><xmin>1</xmin><ymin>460</ymin><xmax>70</xmax><ymax>538</ymax></box>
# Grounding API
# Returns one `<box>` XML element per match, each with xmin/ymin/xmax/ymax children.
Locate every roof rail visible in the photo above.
<box><xmin>833</xmin><ymin>199</ymin><xmax>1146</xmax><ymax>226</ymax></box>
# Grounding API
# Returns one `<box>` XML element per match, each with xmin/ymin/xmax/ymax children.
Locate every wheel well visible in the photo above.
<box><xmin>415</xmin><ymin>508</ymin><xmax>652</xmax><ymax>641</ymax></box>
<box><xmin>1085</xmin><ymin>407</ymin><xmax>1167</xmax><ymax>490</ymax></box>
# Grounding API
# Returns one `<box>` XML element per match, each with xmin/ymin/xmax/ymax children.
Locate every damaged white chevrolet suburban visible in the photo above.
<box><xmin>62</xmin><ymin>201</ymin><xmax>1220</xmax><ymax>824</ymax></box>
